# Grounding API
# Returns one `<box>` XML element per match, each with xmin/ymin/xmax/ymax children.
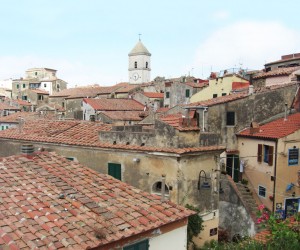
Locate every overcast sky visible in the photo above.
<box><xmin>0</xmin><ymin>0</ymin><xmax>299</xmax><ymax>87</ymax></box>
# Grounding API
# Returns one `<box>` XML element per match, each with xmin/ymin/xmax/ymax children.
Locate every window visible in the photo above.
<box><xmin>145</xmin><ymin>62</ymin><xmax>148</xmax><ymax>68</ymax></box>
<box><xmin>226</xmin><ymin>112</ymin><xmax>235</xmax><ymax>126</ymax></box>
<box><xmin>185</xmin><ymin>89</ymin><xmax>190</xmax><ymax>98</ymax></box>
<box><xmin>5</xmin><ymin>126</ymin><xmax>8</xmax><ymax>129</ymax></box>
<box><xmin>134</xmin><ymin>61</ymin><xmax>137</xmax><ymax>69</ymax></box>
<box><xmin>152</xmin><ymin>181</ymin><xmax>170</xmax><ymax>196</ymax></box>
<box><xmin>16</xmin><ymin>84</ymin><xmax>19</xmax><ymax>89</ymax></box>
<box><xmin>124</xmin><ymin>239</ymin><xmax>149</xmax><ymax>250</ymax></box>
<box><xmin>1</xmin><ymin>126</ymin><xmax>3</xmax><ymax>130</ymax></box>
<box><xmin>222</xmin><ymin>93</ymin><xmax>226</xmax><ymax>96</ymax></box>
<box><xmin>288</xmin><ymin>148</ymin><xmax>299</xmax><ymax>166</ymax></box>
<box><xmin>213</xmin><ymin>94</ymin><xmax>218</xmax><ymax>98</ymax></box>
<box><xmin>35</xmin><ymin>72</ymin><xmax>38</xmax><ymax>76</ymax></box>
<box><xmin>62</xmin><ymin>102</ymin><xmax>65</xmax><ymax>108</ymax></box>
<box><xmin>22</xmin><ymin>96</ymin><xmax>27</xmax><ymax>101</ymax></box>
<box><xmin>66</xmin><ymin>157</ymin><xmax>75</xmax><ymax>161</ymax></box>
<box><xmin>23</xmin><ymin>84</ymin><xmax>26</xmax><ymax>88</ymax></box>
<box><xmin>258</xmin><ymin>185</ymin><xmax>266</xmax><ymax>198</ymax></box>
<box><xmin>166</xmin><ymin>92</ymin><xmax>170</xmax><ymax>99</ymax></box>
<box><xmin>108</xmin><ymin>163</ymin><xmax>121</xmax><ymax>180</ymax></box>
<box><xmin>44</xmin><ymin>83</ymin><xmax>47</xmax><ymax>87</ymax></box>
<box><xmin>38</xmin><ymin>95</ymin><xmax>43</xmax><ymax>100</ymax></box>
<box><xmin>264</xmin><ymin>145</ymin><xmax>273</xmax><ymax>166</ymax></box>
<box><xmin>210</xmin><ymin>228</ymin><xmax>218</xmax><ymax>236</ymax></box>
<box><xmin>257</xmin><ymin>144</ymin><xmax>274</xmax><ymax>166</ymax></box>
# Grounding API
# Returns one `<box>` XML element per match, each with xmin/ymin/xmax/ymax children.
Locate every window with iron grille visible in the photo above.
<box><xmin>288</xmin><ymin>148</ymin><xmax>299</xmax><ymax>166</ymax></box>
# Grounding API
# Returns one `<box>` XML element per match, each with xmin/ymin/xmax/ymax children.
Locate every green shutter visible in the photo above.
<box><xmin>108</xmin><ymin>163</ymin><xmax>121</xmax><ymax>180</ymax></box>
<box><xmin>124</xmin><ymin>239</ymin><xmax>149</xmax><ymax>250</ymax></box>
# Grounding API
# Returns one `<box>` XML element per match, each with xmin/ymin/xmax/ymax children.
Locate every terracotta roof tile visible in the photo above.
<box><xmin>0</xmin><ymin>119</ymin><xmax>225</xmax><ymax>154</ymax></box>
<box><xmin>142</xmin><ymin>92</ymin><xmax>164</xmax><ymax>98</ymax></box>
<box><xmin>0</xmin><ymin>151</ymin><xmax>196</xmax><ymax>248</ymax></box>
<box><xmin>84</xmin><ymin>98</ymin><xmax>145</xmax><ymax>111</ymax></box>
<box><xmin>238</xmin><ymin>112</ymin><xmax>300</xmax><ymax>139</ymax></box>
<box><xmin>188</xmin><ymin>93</ymin><xmax>248</xmax><ymax>107</ymax></box>
<box><xmin>31</xmin><ymin>89</ymin><xmax>49</xmax><ymax>95</ymax></box>
<box><xmin>159</xmin><ymin>111</ymin><xmax>200</xmax><ymax>131</ymax></box>
<box><xmin>185</xmin><ymin>80</ymin><xmax>209</xmax><ymax>88</ymax></box>
<box><xmin>0</xmin><ymin>103</ymin><xmax>21</xmax><ymax>111</ymax></box>
<box><xmin>100</xmin><ymin>111</ymin><xmax>147</xmax><ymax>121</ymax></box>
<box><xmin>0</xmin><ymin>112</ymin><xmax>56</xmax><ymax>123</ymax></box>
<box><xmin>253</xmin><ymin>66</ymin><xmax>300</xmax><ymax>79</ymax></box>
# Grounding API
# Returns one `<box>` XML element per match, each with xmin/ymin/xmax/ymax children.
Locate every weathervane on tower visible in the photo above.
<box><xmin>138</xmin><ymin>33</ymin><xmax>142</xmax><ymax>41</ymax></box>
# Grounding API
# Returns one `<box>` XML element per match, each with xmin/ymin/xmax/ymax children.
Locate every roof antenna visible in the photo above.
<box><xmin>138</xmin><ymin>33</ymin><xmax>142</xmax><ymax>41</ymax></box>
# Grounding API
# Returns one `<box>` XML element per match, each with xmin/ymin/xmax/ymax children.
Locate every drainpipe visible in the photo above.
<box><xmin>202</xmin><ymin>108</ymin><xmax>208</xmax><ymax>132</ymax></box>
<box><xmin>272</xmin><ymin>140</ymin><xmax>278</xmax><ymax>213</ymax></box>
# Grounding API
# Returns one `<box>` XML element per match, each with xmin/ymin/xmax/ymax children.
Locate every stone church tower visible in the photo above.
<box><xmin>128</xmin><ymin>39</ymin><xmax>151</xmax><ymax>84</ymax></box>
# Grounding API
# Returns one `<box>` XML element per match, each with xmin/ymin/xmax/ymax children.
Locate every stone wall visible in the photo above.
<box><xmin>202</xmin><ymin>84</ymin><xmax>297</xmax><ymax>149</ymax></box>
<box><xmin>99</xmin><ymin>120</ymin><xmax>200</xmax><ymax>148</ymax></box>
<box><xmin>219</xmin><ymin>175</ymin><xmax>256</xmax><ymax>239</ymax></box>
<box><xmin>0</xmin><ymin>138</ymin><xmax>221</xmax><ymax>213</ymax></box>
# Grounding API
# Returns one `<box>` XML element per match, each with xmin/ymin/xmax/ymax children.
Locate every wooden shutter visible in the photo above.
<box><xmin>268</xmin><ymin>146</ymin><xmax>274</xmax><ymax>166</ymax></box>
<box><xmin>257</xmin><ymin>144</ymin><xmax>262</xmax><ymax>162</ymax></box>
<box><xmin>108</xmin><ymin>163</ymin><xmax>121</xmax><ymax>180</ymax></box>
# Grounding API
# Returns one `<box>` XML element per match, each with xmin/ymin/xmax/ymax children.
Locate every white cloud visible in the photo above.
<box><xmin>213</xmin><ymin>10</ymin><xmax>230</xmax><ymax>21</ymax></box>
<box><xmin>194</xmin><ymin>21</ymin><xmax>300</xmax><ymax>76</ymax></box>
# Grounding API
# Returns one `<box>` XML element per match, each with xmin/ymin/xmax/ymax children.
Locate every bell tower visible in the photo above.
<box><xmin>128</xmin><ymin>37</ymin><xmax>151</xmax><ymax>84</ymax></box>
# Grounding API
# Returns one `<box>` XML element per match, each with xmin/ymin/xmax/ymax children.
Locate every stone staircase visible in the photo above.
<box><xmin>235</xmin><ymin>182</ymin><xmax>259</xmax><ymax>224</ymax></box>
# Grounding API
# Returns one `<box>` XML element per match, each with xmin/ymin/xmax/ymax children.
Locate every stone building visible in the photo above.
<box><xmin>49</xmin><ymin>84</ymin><xmax>142</xmax><ymax>119</ymax></box>
<box><xmin>190</xmin><ymin>72</ymin><xmax>249</xmax><ymax>103</ymax></box>
<box><xmin>252</xmin><ymin>66</ymin><xmax>300</xmax><ymax>88</ymax></box>
<box><xmin>133</xmin><ymin>92</ymin><xmax>164</xmax><ymax>112</ymax></box>
<box><xmin>0</xmin><ymin>119</ymin><xmax>225</xmax><ymax>246</ymax></box>
<box><xmin>12</xmin><ymin>68</ymin><xmax>67</xmax><ymax>99</ymax></box>
<box><xmin>264</xmin><ymin>53</ymin><xmax>300</xmax><ymax>71</ymax></box>
<box><xmin>0</xmin><ymin>150</ymin><xmax>194</xmax><ymax>249</ymax></box>
<box><xmin>82</xmin><ymin>98</ymin><xmax>146</xmax><ymax>124</ymax></box>
<box><xmin>237</xmin><ymin>113</ymin><xmax>300</xmax><ymax>217</ymax></box>
<box><xmin>164</xmin><ymin>78</ymin><xmax>208</xmax><ymax>108</ymax></box>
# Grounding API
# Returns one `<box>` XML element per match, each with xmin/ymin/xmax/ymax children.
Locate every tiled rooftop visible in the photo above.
<box><xmin>84</xmin><ymin>98</ymin><xmax>145</xmax><ymax>111</ymax></box>
<box><xmin>31</xmin><ymin>89</ymin><xmax>49</xmax><ymax>95</ymax></box>
<box><xmin>0</xmin><ymin>119</ymin><xmax>225</xmax><ymax>154</ymax></box>
<box><xmin>142</xmin><ymin>92</ymin><xmax>164</xmax><ymax>98</ymax></box>
<box><xmin>0</xmin><ymin>102</ymin><xmax>21</xmax><ymax>111</ymax></box>
<box><xmin>50</xmin><ymin>83</ymin><xmax>138</xmax><ymax>99</ymax></box>
<box><xmin>0</xmin><ymin>112</ymin><xmax>53</xmax><ymax>123</ymax></box>
<box><xmin>185</xmin><ymin>80</ymin><xmax>209</xmax><ymax>88</ymax></box>
<box><xmin>238</xmin><ymin>112</ymin><xmax>300</xmax><ymax>139</ymax></box>
<box><xmin>17</xmin><ymin>100</ymin><xmax>32</xmax><ymax>106</ymax></box>
<box><xmin>253</xmin><ymin>66</ymin><xmax>300</xmax><ymax>79</ymax></box>
<box><xmin>188</xmin><ymin>93</ymin><xmax>248</xmax><ymax>107</ymax></box>
<box><xmin>0</xmin><ymin>151</ymin><xmax>194</xmax><ymax>249</ymax></box>
<box><xmin>159</xmin><ymin>111</ymin><xmax>200</xmax><ymax>131</ymax></box>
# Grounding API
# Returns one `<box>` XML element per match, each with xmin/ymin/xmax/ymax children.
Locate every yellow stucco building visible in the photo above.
<box><xmin>190</xmin><ymin>73</ymin><xmax>249</xmax><ymax>103</ymax></box>
<box><xmin>237</xmin><ymin>113</ymin><xmax>300</xmax><ymax>217</ymax></box>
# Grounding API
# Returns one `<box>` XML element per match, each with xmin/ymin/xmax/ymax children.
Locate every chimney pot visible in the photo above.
<box><xmin>21</xmin><ymin>144</ymin><xmax>34</xmax><ymax>157</ymax></box>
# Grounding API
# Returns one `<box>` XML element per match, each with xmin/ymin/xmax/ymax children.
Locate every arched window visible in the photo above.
<box><xmin>134</xmin><ymin>61</ymin><xmax>137</xmax><ymax>68</ymax></box>
<box><xmin>152</xmin><ymin>181</ymin><xmax>170</xmax><ymax>196</ymax></box>
<box><xmin>146</xmin><ymin>62</ymin><xmax>148</xmax><ymax>68</ymax></box>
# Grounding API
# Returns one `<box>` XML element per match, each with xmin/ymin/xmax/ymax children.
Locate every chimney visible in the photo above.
<box><xmin>161</xmin><ymin>174</ymin><xmax>166</xmax><ymax>202</ymax></box>
<box><xmin>248</xmin><ymin>84</ymin><xmax>254</xmax><ymax>95</ymax></box>
<box><xmin>21</xmin><ymin>144</ymin><xmax>34</xmax><ymax>158</ymax></box>
<box><xmin>250</xmin><ymin>122</ymin><xmax>259</xmax><ymax>134</ymax></box>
